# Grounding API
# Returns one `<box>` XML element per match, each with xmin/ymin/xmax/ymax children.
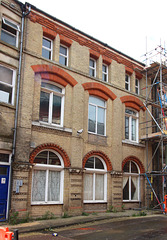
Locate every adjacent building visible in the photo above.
<box><xmin>0</xmin><ymin>0</ymin><xmax>152</xmax><ymax>221</ymax></box>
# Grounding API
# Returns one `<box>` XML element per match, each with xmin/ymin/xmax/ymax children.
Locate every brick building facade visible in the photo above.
<box><xmin>0</xmin><ymin>0</ymin><xmax>152</xmax><ymax>221</ymax></box>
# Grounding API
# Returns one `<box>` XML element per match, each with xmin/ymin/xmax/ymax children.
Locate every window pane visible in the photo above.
<box><xmin>41</xmin><ymin>82</ymin><xmax>62</xmax><ymax>93</ymax></box>
<box><xmin>60</xmin><ymin>45</ymin><xmax>67</xmax><ymax>55</ymax></box>
<box><xmin>123</xmin><ymin>162</ymin><xmax>129</xmax><ymax>173</ymax></box>
<box><xmin>0</xmin><ymin>154</ymin><xmax>9</xmax><ymax>163</ymax></box>
<box><xmin>131</xmin><ymin>177</ymin><xmax>138</xmax><ymax>200</ymax></box>
<box><xmin>59</xmin><ymin>55</ymin><xmax>67</xmax><ymax>66</ymax></box>
<box><xmin>89</xmin><ymin>59</ymin><xmax>95</xmax><ymax>68</ymax></box>
<box><xmin>48</xmin><ymin>171</ymin><xmax>60</xmax><ymax>201</ymax></box>
<box><xmin>89</xmin><ymin>96</ymin><xmax>105</xmax><ymax>107</ymax></box>
<box><xmin>52</xmin><ymin>95</ymin><xmax>61</xmax><ymax>125</ymax></box>
<box><xmin>43</xmin><ymin>38</ymin><xmax>51</xmax><ymax>48</ymax></box>
<box><xmin>102</xmin><ymin>73</ymin><xmax>107</xmax><ymax>82</ymax></box>
<box><xmin>1</xmin><ymin>29</ymin><xmax>16</xmax><ymax>47</ymax></box>
<box><xmin>131</xmin><ymin>162</ymin><xmax>138</xmax><ymax>173</ymax></box>
<box><xmin>102</xmin><ymin>65</ymin><xmax>107</xmax><ymax>72</ymax></box>
<box><xmin>0</xmin><ymin>65</ymin><xmax>13</xmax><ymax>85</ymax></box>
<box><xmin>95</xmin><ymin>157</ymin><xmax>104</xmax><ymax>169</ymax></box>
<box><xmin>131</xmin><ymin>118</ymin><xmax>136</xmax><ymax>141</ymax></box>
<box><xmin>84</xmin><ymin>174</ymin><xmax>93</xmax><ymax>200</ymax></box>
<box><xmin>42</xmin><ymin>48</ymin><xmax>51</xmax><ymax>59</ymax></box>
<box><xmin>39</xmin><ymin>91</ymin><xmax>49</xmax><ymax>122</ymax></box>
<box><xmin>125</xmin><ymin>116</ymin><xmax>129</xmax><ymax>139</ymax></box>
<box><xmin>85</xmin><ymin>157</ymin><xmax>94</xmax><ymax>168</ymax></box>
<box><xmin>48</xmin><ymin>152</ymin><xmax>61</xmax><ymax>165</ymax></box>
<box><xmin>34</xmin><ymin>151</ymin><xmax>47</xmax><ymax>164</ymax></box>
<box><xmin>97</xmin><ymin>107</ymin><xmax>105</xmax><ymax>135</ymax></box>
<box><xmin>32</xmin><ymin>170</ymin><xmax>46</xmax><ymax>202</ymax></box>
<box><xmin>95</xmin><ymin>174</ymin><xmax>104</xmax><ymax>200</ymax></box>
<box><xmin>89</xmin><ymin>68</ymin><xmax>95</xmax><ymax>77</ymax></box>
<box><xmin>123</xmin><ymin>176</ymin><xmax>129</xmax><ymax>200</ymax></box>
<box><xmin>88</xmin><ymin>105</ymin><xmax>96</xmax><ymax>133</ymax></box>
<box><xmin>0</xmin><ymin>83</ymin><xmax>12</xmax><ymax>104</ymax></box>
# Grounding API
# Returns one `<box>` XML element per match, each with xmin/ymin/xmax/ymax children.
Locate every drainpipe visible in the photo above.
<box><xmin>8</xmin><ymin>2</ymin><xmax>31</xmax><ymax>221</ymax></box>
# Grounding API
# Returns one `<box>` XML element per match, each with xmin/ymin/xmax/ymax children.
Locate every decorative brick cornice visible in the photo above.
<box><xmin>28</xmin><ymin>11</ymin><xmax>144</xmax><ymax>73</ymax></box>
<box><xmin>31</xmin><ymin>64</ymin><xmax>78</xmax><ymax>87</ymax></box>
<box><xmin>135</xmin><ymin>71</ymin><xmax>143</xmax><ymax>80</ymax></box>
<box><xmin>42</xmin><ymin>26</ymin><xmax>57</xmax><ymax>39</ymax></box>
<box><xmin>82</xmin><ymin>150</ymin><xmax>112</xmax><ymax>171</ymax></box>
<box><xmin>82</xmin><ymin>82</ymin><xmax>117</xmax><ymax>101</ymax></box>
<box><xmin>122</xmin><ymin>156</ymin><xmax>145</xmax><ymax>174</ymax></box>
<box><xmin>89</xmin><ymin>49</ymin><xmax>100</xmax><ymax>60</ymax></box>
<box><xmin>29</xmin><ymin>143</ymin><xmax>71</xmax><ymax>167</ymax></box>
<box><xmin>125</xmin><ymin>66</ymin><xmax>133</xmax><ymax>75</ymax></box>
<box><xmin>102</xmin><ymin>55</ymin><xmax>112</xmax><ymax>65</ymax></box>
<box><xmin>59</xmin><ymin>35</ymin><xmax>73</xmax><ymax>47</ymax></box>
<box><xmin>120</xmin><ymin>95</ymin><xmax>146</xmax><ymax>111</ymax></box>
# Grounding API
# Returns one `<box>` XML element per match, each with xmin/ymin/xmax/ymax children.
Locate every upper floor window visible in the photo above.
<box><xmin>125</xmin><ymin>108</ymin><xmax>138</xmax><ymax>142</ymax></box>
<box><xmin>88</xmin><ymin>96</ymin><xmax>106</xmax><ymax>135</ymax></box>
<box><xmin>84</xmin><ymin>156</ymin><xmax>107</xmax><ymax>202</ymax></box>
<box><xmin>123</xmin><ymin>161</ymin><xmax>140</xmax><ymax>201</ymax></box>
<box><xmin>135</xmin><ymin>79</ymin><xmax>140</xmax><ymax>95</ymax></box>
<box><xmin>1</xmin><ymin>17</ymin><xmax>20</xmax><ymax>47</ymax></box>
<box><xmin>59</xmin><ymin>45</ymin><xmax>68</xmax><ymax>66</ymax></box>
<box><xmin>89</xmin><ymin>58</ymin><xmax>96</xmax><ymax>77</ymax></box>
<box><xmin>39</xmin><ymin>81</ymin><xmax>65</xmax><ymax>127</ymax></box>
<box><xmin>42</xmin><ymin>37</ymin><xmax>52</xmax><ymax>60</ymax></box>
<box><xmin>125</xmin><ymin>74</ymin><xmax>130</xmax><ymax>91</ymax></box>
<box><xmin>102</xmin><ymin>64</ymin><xmax>108</xmax><ymax>82</ymax></box>
<box><xmin>0</xmin><ymin>65</ymin><xmax>15</xmax><ymax>105</ymax></box>
<box><xmin>32</xmin><ymin>150</ymin><xmax>64</xmax><ymax>204</ymax></box>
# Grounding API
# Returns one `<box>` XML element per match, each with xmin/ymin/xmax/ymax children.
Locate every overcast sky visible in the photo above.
<box><xmin>19</xmin><ymin>0</ymin><xmax>167</xmax><ymax>63</ymax></box>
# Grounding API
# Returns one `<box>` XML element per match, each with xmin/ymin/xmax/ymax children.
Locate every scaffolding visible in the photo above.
<box><xmin>141</xmin><ymin>45</ymin><xmax>167</xmax><ymax>210</ymax></box>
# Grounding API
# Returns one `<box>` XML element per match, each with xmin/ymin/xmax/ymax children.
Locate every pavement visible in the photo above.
<box><xmin>1</xmin><ymin>209</ymin><xmax>162</xmax><ymax>234</ymax></box>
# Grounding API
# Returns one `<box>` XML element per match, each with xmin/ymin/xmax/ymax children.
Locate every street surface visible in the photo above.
<box><xmin>20</xmin><ymin>215</ymin><xmax>167</xmax><ymax>240</ymax></box>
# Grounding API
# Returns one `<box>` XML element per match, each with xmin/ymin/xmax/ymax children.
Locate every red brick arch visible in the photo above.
<box><xmin>120</xmin><ymin>95</ymin><xmax>146</xmax><ymax>111</ymax></box>
<box><xmin>31</xmin><ymin>64</ymin><xmax>78</xmax><ymax>87</ymax></box>
<box><xmin>82</xmin><ymin>82</ymin><xmax>117</xmax><ymax>101</ymax></box>
<box><xmin>29</xmin><ymin>143</ymin><xmax>71</xmax><ymax>167</ymax></box>
<box><xmin>82</xmin><ymin>150</ymin><xmax>112</xmax><ymax>171</ymax></box>
<box><xmin>122</xmin><ymin>156</ymin><xmax>145</xmax><ymax>174</ymax></box>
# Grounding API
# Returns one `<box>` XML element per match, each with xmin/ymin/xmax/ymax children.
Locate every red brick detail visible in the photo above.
<box><xmin>29</xmin><ymin>143</ymin><xmax>71</xmax><ymax>167</ymax></box>
<box><xmin>82</xmin><ymin>82</ymin><xmax>117</xmax><ymax>101</ymax></box>
<box><xmin>83</xmin><ymin>151</ymin><xmax>112</xmax><ymax>171</ymax></box>
<box><xmin>31</xmin><ymin>64</ymin><xmax>77</xmax><ymax>87</ymax></box>
<box><xmin>125</xmin><ymin>66</ymin><xmax>133</xmax><ymax>75</ymax></box>
<box><xmin>122</xmin><ymin>156</ymin><xmax>145</xmax><ymax>174</ymax></box>
<box><xmin>102</xmin><ymin>55</ymin><xmax>112</xmax><ymax>65</ymax></box>
<box><xmin>120</xmin><ymin>95</ymin><xmax>146</xmax><ymax>111</ymax></box>
<box><xmin>40</xmin><ymin>73</ymin><xmax>67</xmax><ymax>87</ymax></box>
<box><xmin>42</xmin><ymin>26</ymin><xmax>57</xmax><ymax>39</ymax></box>
<box><xmin>59</xmin><ymin>35</ymin><xmax>73</xmax><ymax>47</ymax></box>
<box><xmin>28</xmin><ymin>12</ymin><xmax>144</xmax><ymax>73</ymax></box>
<box><xmin>89</xmin><ymin>49</ymin><xmax>100</xmax><ymax>60</ymax></box>
<box><xmin>135</xmin><ymin>71</ymin><xmax>143</xmax><ymax>80</ymax></box>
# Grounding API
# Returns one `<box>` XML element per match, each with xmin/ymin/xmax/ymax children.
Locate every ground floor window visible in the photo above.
<box><xmin>31</xmin><ymin>150</ymin><xmax>64</xmax><ymax>204</ymax></box>
<box><xmin>123</xmin><ymin>160</ymin><xmax>140</xmax><ymax>201</ymax></box>
<box><xmin>84</xmin><ymin>156</ymin><xmax>107</xmax><ymax>202</ymax></box>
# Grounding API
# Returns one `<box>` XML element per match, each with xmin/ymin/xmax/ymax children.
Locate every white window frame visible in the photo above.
<box><xmin>0</xmin><ymin>152</ymin><xmax>12</xmax><ymax>166</ymax></box>
<box><xmin>135</xmin><ymin>79</ymin><xmax>140</xmax><ymax>95</ymax></box>
<box><xmin>59</xmin><ymin>44</ymin><xmax>68</xmax><ymax>66</ymax></box>
<box><xmin>89</xmin><ymin>58</ymin><xmax>96</xmax><ymax>77</ymax></box>
<box><xmin>102</xmin><ymin>64</ymin><xmax>108</xmax><ymax>82</ymax></box>
<box><xmin>123</xmin><ymin>161</ymin><xmax>140</xmax><ymax>202</ymax></box>
<box><xmin>88</xmin><ymin>96</ymin><xmax>106</xmax><ymax>136</ymax></box>
<box><xmin>39</xmin><ymin>80</ymin><xmax>65</xmax><ymax>127</ymax></box>
<box><xmin>0</xmin><ymin>64</ymin><xmax>16</xmax><ymax>105</ymax></box>
<box><xmin>1</xmin><ymin>17</ymin><xmax>20</xmax><ymax>47</ymax></box>
<box><xmin>31</xmin><ymin>150</ymin><xmax>64</xmax><ymax>205</ymax></box>
<box><xmin>125</xmin><ymin>74</ymin><xmax>130</xmax><ymax>91</ymax></box>
<box><xmin>84</xmin><ymin>156</ymin><xmax>107</xmax><ymax>203</ymax></box>
<box><xmin>125</xmin><ymin>108</ymin><xmax>139</xmax><ymax>143</ymax></box>
<box><xmin>42</xmin><ymin>36</ymin><xmax>53</xmax><ymax>60</ymax></box>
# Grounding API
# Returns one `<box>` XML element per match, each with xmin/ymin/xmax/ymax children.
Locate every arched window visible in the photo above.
<box><xmin>84</xmin><ymin>156</ymin><xmax>107</xmax><ymax>202</ymax></box>
<box><xmin>39</xmin><ymin>81</ymin><xmax>65</xmax><ymax>127</ymax></box>
<box><xmin>31</xmin><ymin>150</ymin><xmax>64</xmax><ymax>204</ymax></box>
<box><xmin>123</xmin><ymin>161</ymin><xmax>140</xmax><ymax>201</ymax></box>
